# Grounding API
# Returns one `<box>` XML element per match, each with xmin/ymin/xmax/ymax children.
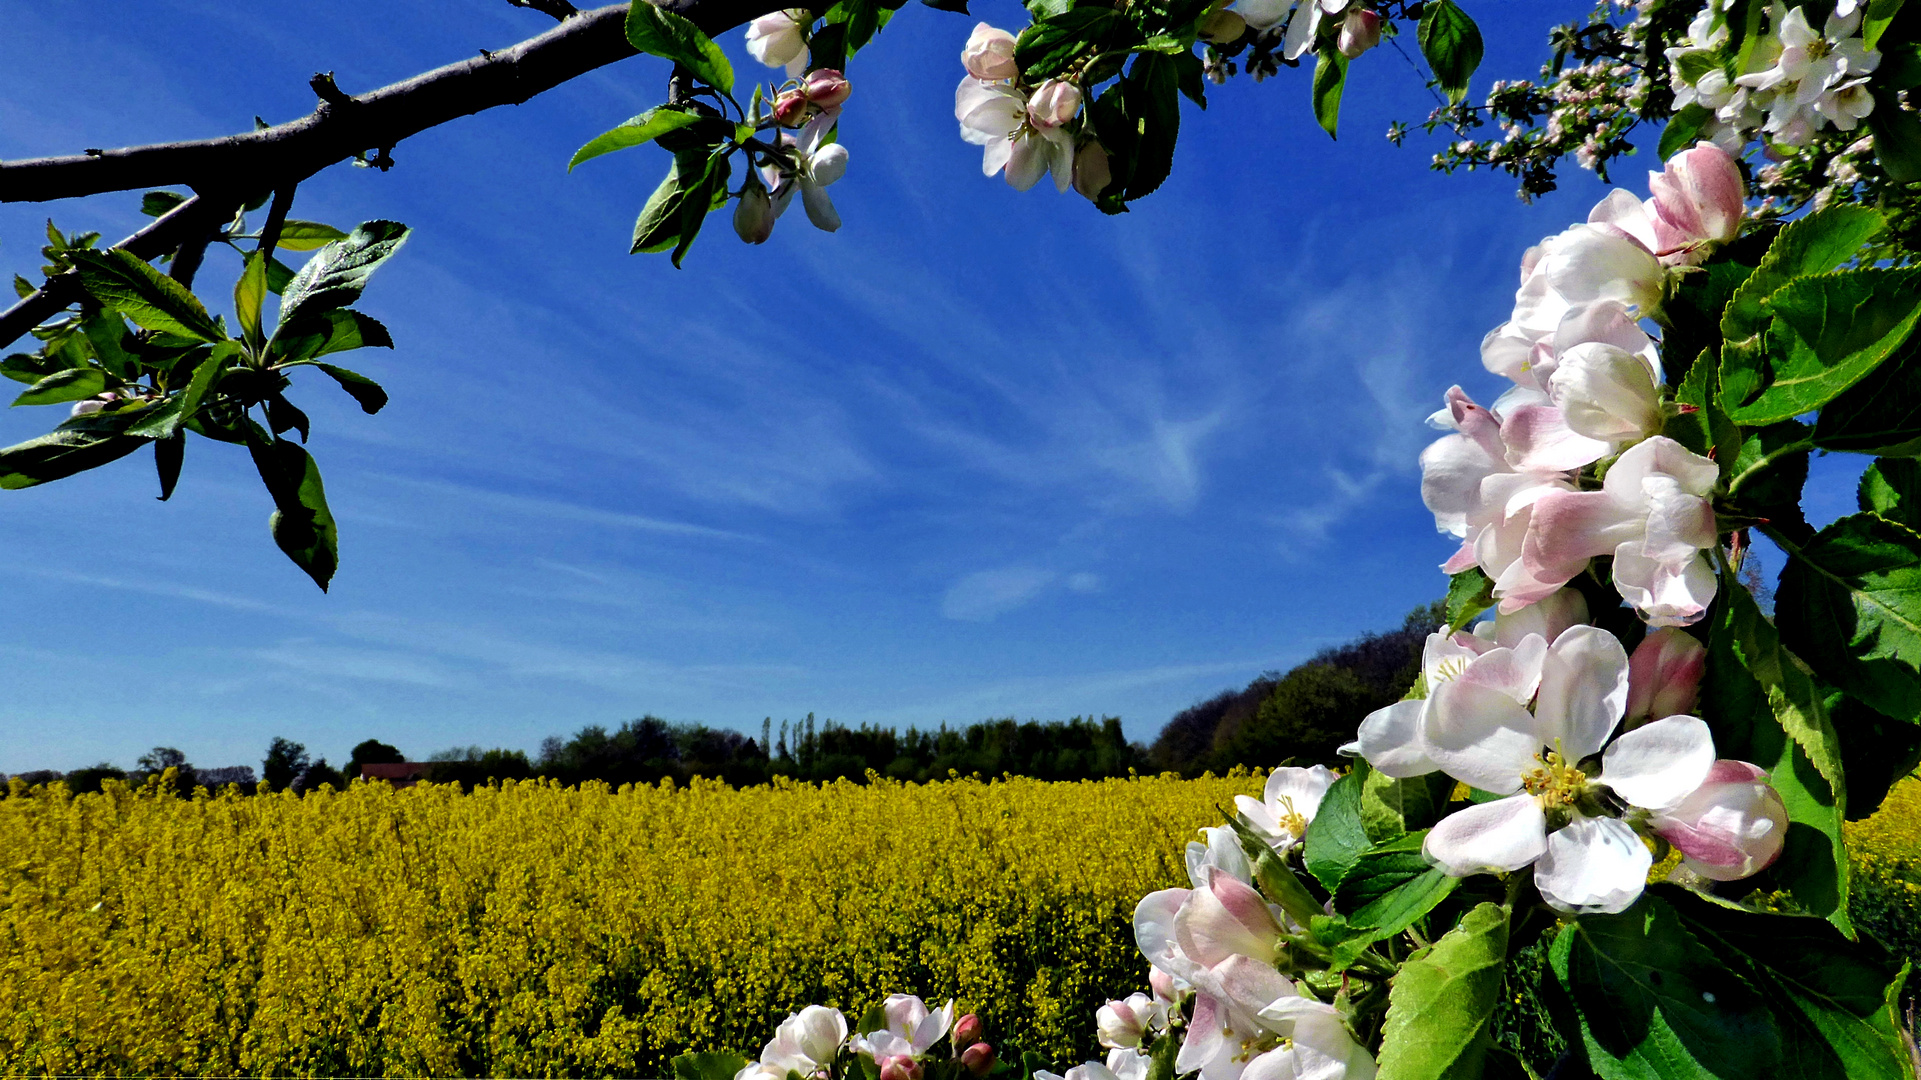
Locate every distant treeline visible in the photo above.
<box><xmin>4</xmin><ymin>603</ymin><xmax>1441</xmax><ymax>795</ymax></box>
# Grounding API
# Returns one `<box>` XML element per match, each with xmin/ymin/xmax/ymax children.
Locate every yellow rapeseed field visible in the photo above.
<box><xmin>0</xmin><ymin>771</ymin><xmax>1262</xmax><ymax>1077</ymax></box>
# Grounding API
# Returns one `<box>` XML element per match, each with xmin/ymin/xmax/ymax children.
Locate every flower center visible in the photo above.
<box><xmin>1520</xmin><ymin>749</ymin><xmax>1588</xmax><ymax>809</ymax></box>
<box><xmin>1275</xmin><ymin>795</ymin><xmax>1308</xmax><ymax>839</ymax></box>
<box><xmin>1431</xmin><ymin>656</ymin><xmax>1469</xmax><ymax>685</ymax></box>
<box><xmin>1806</xmin><ymin>38</ymin><xmax>1832</xmax><ymax>61</ymax></box>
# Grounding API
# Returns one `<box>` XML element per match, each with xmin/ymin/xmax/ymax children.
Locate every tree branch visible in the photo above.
<box><xmin>507</xmin><ymin>0</ymin><xmax>582</xmax><ymax>20</ymax></box>
<box><xmin>0</xmin><ymin>0</ymin><xmax>784</xmax><ymax>205</ymax></box>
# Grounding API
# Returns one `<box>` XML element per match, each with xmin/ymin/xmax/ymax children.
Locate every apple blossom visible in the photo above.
<box><xmin>1186</xmin><ymin>824</ymin><xmax>1253</xmax><ymax>888</ymax></box>
<box><xmin>1232</xmin><ymin>765</ymin><xmax>1337</xmax><ymax>852</ymax></box>
<box><xmin>1148</xmin><ymin>966</ymin><xmax>1180</xmax><ymax>1005</ymax></box>
<box><xmin>1073</xmin><ymin>141</ymin><xmax>1113</xmax><ymax>200</ymax></box>
<box><xmin>954</xmin><ymin>1014</ymin><xmax>984</xmax><ymax>1047</ymax></box>
<box><xmin>804</xmin><ymin>69</ymin><xmax>851</xmax><ymax>108</ymax></box>
<box><xmin>1625</xmin><ymin>627</ymin><xmax>1706</xmax><ymax>725</ymax></box>
<box><xmin>1096</xmin><ymin>993</ymin><xmax>1167</xmax><ymax>1049</ymax></box>
<box><xmin>1646</xmin><ymin>142</ymin><xmax>1745</xmax><ymax>261</ymax></box>
<box><xmin>1175</xmin><ymin>958</ymin><xmax>1376</xmax><ymax>1080</ymax></box>
<box><xmin>1544</xmin><ymin>340</ymin><xmax>1663</xmax><ymax>448</ymax></box>
<box><xmin>1652</xmin><ymin>760</ymin><xmax>1789</xmax><ymax>881</ymax></box>
<box><xmin>1247</xmin><ymin>981</ymin><xmax>1377</xmax><ymax>1080</ymax></box>
<box><xmin>1540</xmin><ymin>223</ymin><xmax>1665</xmax><ymax>317</ymax></box>
<box><xmin>750</xmin><ymin>1005</ymin><xmax>849</xmax><ymax>1080</ymax></box>
<box><xmin>881</xmin><ymin>1057</ymin><xmax>924</xmax><ymax>1080</ymax></box>
<box><xmin>774</xmin><ymin>89</ymin><xmax>811</xmax><ymax>128</ymax></box>
<box><xmin>734</xmin><ymin>176</ymin><xmax>777</xmax><ymax>244</ymax></box>
<box><xmin>1028</xmin><ymin>80</ymin><xmax>1083</xmax><ymax>130</ymax></box>
<box><xmin>1173</xmin><ymin>868</ymin><xmax>1287</xmax><ymax>969</ymax></box>
<box><xmin>1039</xmin><ymin>1050</ymin><xmax>1152</xmax><ymax>1080</ymax></box>
<box><xmin>763</xmin><ymin>116</ymin><xmax>849</xmax><ymax>233</ymax></box>
<box><xmin>962</xmin><ymin>22</ymin><xmax>1019</xmax><ymax>81</ymax></box>
<box><xmin>1338</xmin><ymin>9</ymin><xmax>1382</xmax><ymax>58</ymax></box>
<box><xmin>1522</xmin><ymin>436</ymin><xmax>1721</xmax><ymax>625</ymax></box>
<box><xmin>956</xmin><ymin>79</ymin><xmax>1074</xmax><ymax>192</ymax></box>
<box><xmin>746</xmin><ymin>10</ymin><xmax>811</xmax><ymax>77</ymax></box>
<box><xmin>962</xmin><ymin>1044</ymin><xmax>997</xmax><ymax>1077</ymax></box>
<box><xmin>1357</xmin><ymin>624</ymin><xmax>1719</xmax><ymax>913</ymax></box>
<box><xmin>856</xmin><ymin>994</ymin><xmax>955</xmax><ymax>1061</ymax></box>
<box><xmin>1471</xmin><ymin>586</ymin><xmax>1590</xmax><ymax>650</ymax></box>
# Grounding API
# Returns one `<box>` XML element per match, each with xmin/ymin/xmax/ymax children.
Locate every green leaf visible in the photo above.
<box><xmin>1726</xmin><ymin>420</ymin><xmax>1812</xmax><ymax>539</ymax></box>
<box><xmin>1813</xmin><ymin>338</ymin><xmax>1921</xmax><ymax>457</ymax></box>
<box><xmin>270</xmin><ymin>221</ymin><xmax>350</xmax><ymax>252</ymax></box>
<box><xmin>1444</xmin><ymin>566</ymin><xmax>1494</xmax><ymax>633</ymax></box>
<box><xmin>312</xmin><ymin>364</ymin><xmax>389</xmax><ymax>415</ymax></box>
<box><xmin>1015</xmin><ymin>8</ymin><xmax>1124</xmax><ymax>79</ymax></box>
<box><xmin>265</xmin><ymin>255</ymin><xmax>296</xmax><ymax>296</ymax></box>
<box><xmin>235</xmin><ymin>250</ymin><xmax>268</xmax><ymax>351</ymax></box>
<box><xmin>80</xmin><ymin>311</ymin><xmax>137</xmax><ymax>380</ymax></box>
<box><xmin>633</xmin><ymin>154</ymin><xmax>699</xmax><ymax>254</ymax></box>
<box><xmin>1553</xmin><ymin>894</ymin><xmax>1786</xmax><ymax>1078</ymax></box>
<box><xmin>827</xmin><ymin>0</ymin><xmax>883</xmax><ymax>55</ymax></box>
<box><xmin>1223</xmin><ymin>813</ymin><xmax>1326</xmax><ymax>927</ymax></box>
<box><xmin>1333</xmin><ymin>832</ymin><xmax>1460</xmax><ymax>936</ymax></box>
<box><xmin>1664</xmin><ymin>888</ymin><xmax>1913</xmax><ymax>1080</ymax></box>
<box><xmin>1860</xmin><ymin>459</ymin><xmax>1921</xmax><ymax>530</ymax></box>
<box><xmin>671</xmin><ymin>1052</ymin><xmax>752</xmax><ymax>1080</ymax></box>
<box><xmin>1775</xmin><ymin>513</ymin><xmax>1921</xmax><ymax>722</ymax></box>
<box><xmin>1143</xmin><ymin>1030</ymin><xmax>1178</xmax><ymax>1080</ymax></box>
<box><xmin>1361</xmin><ymin>770</ymin><xmax>1455</xmax><ymax>841</ymax></box>
<box><xmin>568</xmin><ymin>106</ymin><xmax>704</xmax><ymax>170</ymax></box>
<box><xmin>625</xmin><ymin>2</ymin><xmax>734</xmax><ymax>94</ymax></box>
<box><xmin>0</xmin><ymin>409</ymin><xmax>151</xmax><ymax>489</ymax></box>
<box><xmin>1720</xmin><ymin>205</ymin><xmax>1883</xmax><ymax>346</ymax></box>
<box><xmin>1865</xmin><ymin>0</ymin><xmax>1909</xmax><ymax>50</ymax></box>
<box><xmin>67</xmin><ymin>249</ymin><xmax>224</xmax><ymax>342</ymax></box>
<box><xmin>277</xmin><ymin>220</ymin><xmax>410</xmax><ymax>332</ymax></box>
<box><xmin>269</xmin><ymin>309</ymin><xmax>395</xmax><ymax>366</ymax></box>
<box><xmin>1376</xmin><ymin>901</ymin><xmax>1508</xmax><ymax>1080</ymax></box>
<box><xmin>247</xmin><ymin>435</ymin><xmax>339</xmax><ymax>591</ymax></box>
<box><xmin>1668</xmin><ymin>347</ymin><xmax>1745</xmax><ymax>481</ymax></box>
<box><xmin>1122</xmin><ymin>53</ymin><xmax>1181</xmax><ymax>201</ymax></box>
<box><xmin>0</xmin><ymin>351</ymin><xmax>63</xmax><ymax>386</ymax></box>
<box><xmin>1724</xmin><ymin>268</ymin><xmax>1921</xmax><ymax>425</ymax></box>
<box><xmin>154</xmin><ymin>432</ymin><xmax>184</xmax><ymax>501</ymax></box>
<box><xmin>140</xmin><ymin>191</ymin><xmax>188</xmax><ymax>218</ymax></box>
<box><xmin>1173</xmin><ymin>51</ymin><xmax>1206</xmax><ymax>109</ymax></box>
<box><xmin>1311</xmin><ymin>48</ymin><xmax>1347</xmax><ymax>138</ymax></box>
<box><xmin>1869</xmin><ymin>89</ymin><xmax>1921</xmax><ymax>184</ymax></box>
<box><xmin>1659</xmin><ymin>103</ymin><xmax>1713</xmax><ymax>160</ymax></box>
<box><xmin>1417</xmin><ymin>0</ymin><xmax>1482</xmax><ymax>104</ymax></box>
<box><xmin>12</xmin><ymin>368</ymin><xmax>106</xmax><ymax>408</ymax></box>
<box><xmin>1705</xmin><ymin>578</ymin><xmax>1852</xmax><ymax>928</ymax></box>
<box><xmin>125</xmin><ymin>347</ymin><xmax>233</xmax><ymax>439</ymax></box>
<box><xmin>1302</xmin><ymin>760</ymin><xmax>1370</xmax><ymax>891</ymax></box>
<box><xmin>671</xmin><ymin>150</ymin><xmax>732</xmax><ymax>269</ymax></box>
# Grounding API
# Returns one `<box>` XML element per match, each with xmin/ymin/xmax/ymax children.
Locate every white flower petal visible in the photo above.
<box><xmin>1424</xmin><ymin>795</ymin><xmax>1549</xmax><ymax>875</ymax></box>
<box><xmin>1533</xmin><ymin>815</ymin><xmax>1651</xmax><ymax>914</ymax></box>
<box><xmin>1600</xmin><ymin>714</ymin><xmax>1715</xmax><ymax>810</ymax></box>
<box><xmin>1423</xmin><ymin>680</ymin><xmax>1544</xmax><ymax>794</ymax></box>
<box><xmin>1533</xmin><ymin>625</ymin><xmax>1628</xmax><ymax>762</ymax></box>
<box><xmin>1352</xmin><ymin>700</ymin><xmax>1438</xmax><ymax>778</ymax></box>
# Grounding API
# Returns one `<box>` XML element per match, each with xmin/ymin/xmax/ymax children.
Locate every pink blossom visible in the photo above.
<box><xmin>962</xmin><ymin>22</ymin><xmax>1019</xmax><ymax>81</ymax></box>
<box><xmin>1625</xmin><ymin>627</ymin><xmax>1705</xmax><ymax>724</ymax></box>
<box><xmin>804</xmin><ymin>69</ymin><xmax>851</xmax><ymax>108</ymax></box>
<box><xmin>1652</xmin><ymin>761</ymin><xmax>1787</xmax><ymax>881</ymax></box>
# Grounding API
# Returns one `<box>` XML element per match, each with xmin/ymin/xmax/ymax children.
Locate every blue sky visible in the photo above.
<box><xmin>0</xmin><ymin>0</ymin><xmax>1616</xmax><ymax>773</ymax></box>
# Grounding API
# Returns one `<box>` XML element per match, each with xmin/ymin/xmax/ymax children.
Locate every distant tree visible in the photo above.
<box><xmin>1148</xmin><ymin>675</ymin><xmax>1281</xmax><ymax>773</ymax></box>
<box><xmin>196</xmin><ymin>766</ymin><xmax>257</xmax><ymax>793</ymax></box>
<box><xmin>62</xmin><ymin>763</ymin><xmax>127</xmax><ymax>795</ymax></box>
<box><xmin>133</xmin><ymin>746</ymin><xmax>198</xmax><ymax>793</ymax></box>
<box><xmin>346</xmin><ymin>739</ymin><xmax>406</xmax><ymax>781</ymax></box>
<box><xmin>427</xmin><ymin>746</ymin><xmax>534</xmax><ymax>790</ymax></box>
<box><xmin>297</xmin><ymin>758</ymin><xmax>346</xmax><ymax>793</ymax></box>
<box><xmin>262</xmin><ymin>737</ymin><xmax>310</xmax><ymax>791</ymax></box>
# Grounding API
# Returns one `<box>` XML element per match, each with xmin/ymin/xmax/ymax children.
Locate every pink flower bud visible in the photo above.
<box><xmin>1072</xmin><ymin>141</ymin><xmax>1111</xmax><ymax>200</ymax></box>
<box><xmin>1652</xmin><ymin>761</ymin><xmax>1787</xmax><ymax>881</ymax></box>
<box><xmin>1096</xmin><ymin>994</ymin><xmax>1163</xmax><ymax>1049</ymax></box>
<box><xmin>774</xmin><ymin>89</ymin><xmax>811</xmax><ymax>128</ymax></box>
<box><xmin>962</xmin><ymin>22</ymin><xmax>1019</xmax><ymax>81</ymax></box>
<box><xmin>1027</xmin><ymin>80</ymin><xmax>1082</xmax><ymax>129</ymax></box>
<box><xmin>804</xmin><ymin>68</ymin><xmax>851</xmax><ymax>108</ymax></box>
<box><xmin>880</xmin><ymin>1056</ymin><xmax>923</xmax><ymax>1080</ymax></box>
<box><xmin>733</xmin><ymin>179</ymin><xmax>777</xmax><ymax>244</ymax></box>
<box><xmin>1647</xmin><ymin>141</ymin><xmax>1746</xmax><ymax>263</ymax></box>
<box><xmin>1337</xmin><ymin>9</ymin><xmax>1381</xmax><ymax>58</ymax></box>
<box><xmin>1148</xmin><ymin>967</ymin><xmax>1177</xmax><ymax>1004</ymax></box>
<box><xmin>1626</xmin><ymin>627</ymin><xmax>1706</xmax><ymax>725</ymax></box>
<box><xmin>953</xmin><ymin>1014</ymin><xmax>984</xmax><ymax>1047</ymax></box>
<box><xmin>961</xmin><ymin>1044</ymin><xmax>995</xmax><ymax>1076</ymax></box>
<box><xmin>1199</xmin><ymin>9</ymin><xmax>1245</xmax><ymax>43</ymax></box>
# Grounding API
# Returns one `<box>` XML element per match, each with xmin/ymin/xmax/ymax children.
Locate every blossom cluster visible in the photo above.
<box><xmin>1061</xmin><ymin>766</ymin><xmax>1385</xmax><ymax>1080</ymax></box>
<box><xmin>736</xmin><ymin>11</ymin><xmax>854</xmax><ymax>242</ymax></box>
<box><xmin>736</xmin><ymin>996</ymin><xmax>998</xmax><ymax>1080</ymax></box>
<box><xmin>1667</xmin><ymin>1</ymin><xmax>1882</xmax><ymax>150</ymax></box>
<box><xmin>954</xmin><ymin>23</ymin><xmax>1104</xmax><ymax>195</ymax></box>
<box><xmin>1365</xmin><ymin>140</ymin><xmax>1790</xmax><ymax>916</ymax></box>
<box><xmin>1421</xmin><ymin>141</ymin><xmax>1744</xmax><ymax>626</ymax></box>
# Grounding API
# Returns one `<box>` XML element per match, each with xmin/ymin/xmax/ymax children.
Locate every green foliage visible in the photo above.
<box><xmin>1417</xmin><ymin>0</ymin><xmax>1483</xmax><ymax>104</ymax></box>
<box><xmin>624</xmin><ymin>2</ymin><xmax>734</xmax><ymax>94</ymax></box>
<box><xmin>1302</xmin><ymin>760</ymin><xmax>1370</xmax><ymax>891</ymax></box>
<box><xmin>1776</xmin><ymin>514</ymin><xmax>1921</xmax><ymax>722</ymax></box>
<box><xmin>570</xmin><ymin>106</ymin><xmax>705</xmax><ymax>170</ymax></box>
<box><xmin>1377</xmin><ymin>902</ymin><xmax>1508</xmax><ymax>1080</ymax></box>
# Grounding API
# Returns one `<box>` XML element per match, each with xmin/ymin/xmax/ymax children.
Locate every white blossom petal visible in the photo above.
<box><xmin>1600</xmin><ymin>714</ymin><xmax>1715</xmax><ymax>810</ymax></box>
<box><xmin>1424</xmin><ymin>795</ymin><xmax>1549</xmax><ymax>875</ymax></box>
<box><xmin>1533</xmin><ymin>815</ymin><xmax>1651</xmax><ymax>914</ymax></box>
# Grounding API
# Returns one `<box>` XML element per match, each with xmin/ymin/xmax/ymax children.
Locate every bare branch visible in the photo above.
<box><xmin>0</xmin><ymin>0</ymin><xmax>785</xmax><ymax>205</ymax></box>
<box><xmin>507</xmin><ymin>0</ymin><xmax>582</xmax><ymax>20</ymax></box>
